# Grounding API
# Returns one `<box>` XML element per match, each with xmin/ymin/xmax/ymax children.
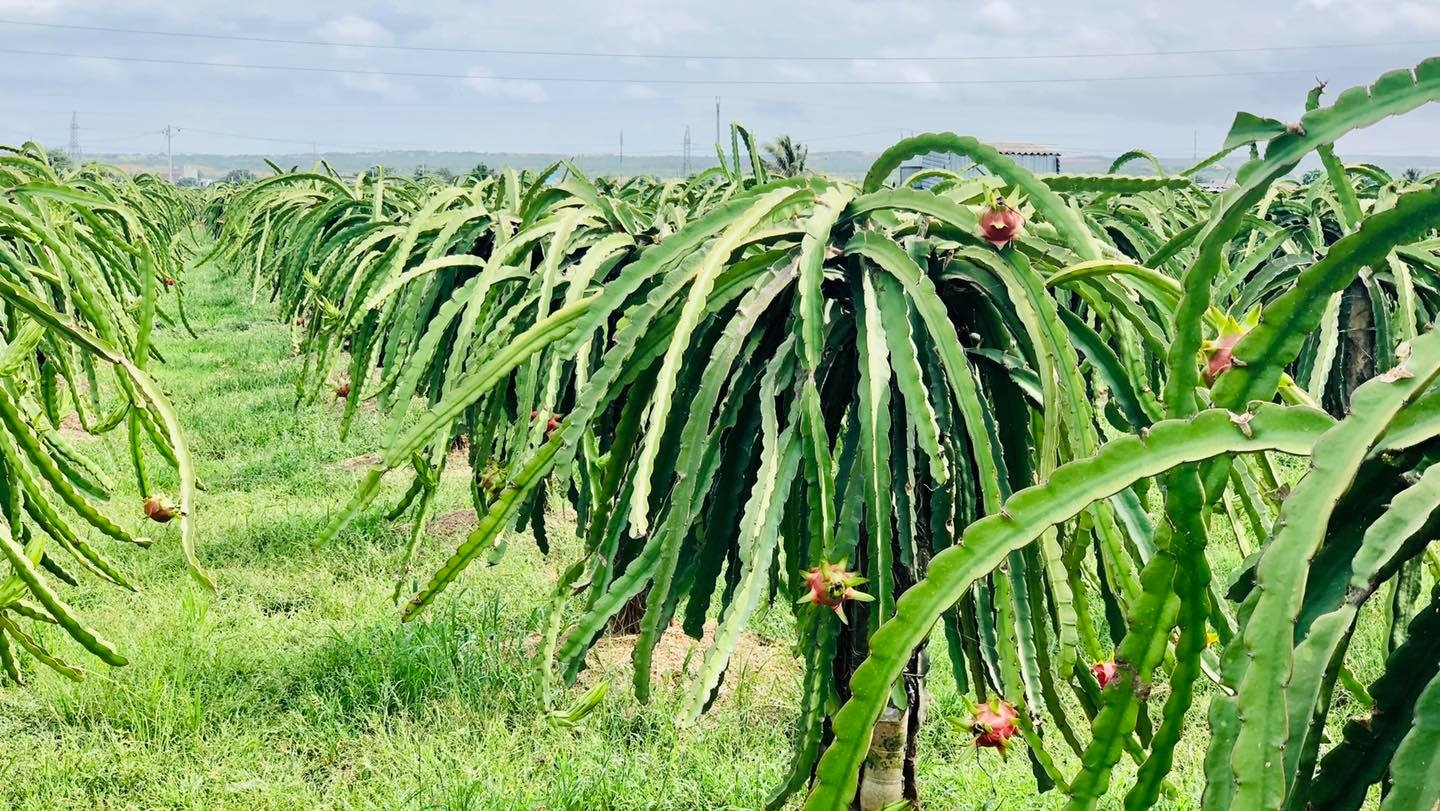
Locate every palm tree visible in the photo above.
<box><xmin>763</xmin><ymin>134</ymin><xmax>808</xmax><ymax>177</ymax></box>
<box><xmin>47</xmin><ymin>149</ymin><xmax>74</xmax><ymax>172</ymax></box>
<box><xmin>1402</xmin><ymin>167</ymin><xmax>1424</xmax><ymax>182</ymax></box>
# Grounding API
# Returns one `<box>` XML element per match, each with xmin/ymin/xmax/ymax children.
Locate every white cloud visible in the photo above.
<box><xmin>317</xmin><ymin>15</ymin><xmax>393</xmax><ymax>46</ymax></box>
<box><xmin>5</xmin><ymin>0</ymin><xmax>1439</xmax><ymax>158</ymax></box>
<box><xmin>832</xmin><ymin>0</ymin><xmax>937</xmax><ymax>29</ymax></box>
<box><xmin>603</xmin><ymin>0</ymin><xmax>704</xmax><ymax>46</ymax></box>
<box><xmin>850</xmin><ymin>60</ymin><xmax>943</xmax><ymax>98</ymax></box>
<box><xmin>0</xmin><ymin>0</ymin><xmax>63</xmax><ymax>14</ymax></box>
<box><xmin>203</xmin><ymin>51</ymin><xmax>265</xmax><ymax>78</ymax></box>
<box><xmin>1294</xmin><ymin>0</ymin><xmax>1440</xmax><ymax>31</ymax></box>
<box><xmin>976</xmin><ymin>1</ymin><xmax>1024</xmax><ymax>32</ymax></box>
<box><xmin>775</xmin><ymin>62</ymin><xmax>817</xmax><ymax>82</ymax></box>
<box><xmin>68</xmin><ymin>55</ymin><xmax>126</xmax><ymax>80</ymax></box>
<box><xmin>339</xmin><ymin>73</ymin><xmax>416</xmax><ymax>102</ymax></box>
<box><xmin>622</xmin><ymin>84</ymin><xmax>659</xmax><ymax>100</ymax></box>
<box><xmin>465</xmin><ymin>67</ymin><xmax>548</xmax><ymax>103</ymax></box>
<box><xmin>1397</xmin><ymin>1</ymin><xmax>1440</xmax><ymax>30</ymax></box>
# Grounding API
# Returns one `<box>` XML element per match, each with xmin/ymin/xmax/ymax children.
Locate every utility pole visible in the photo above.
<box><xmin>68</xmin><ymin>112</ymin><xmax>81</xmax><ymax>163</ymax></box>
<box><xmin>162</xmin><ymin>124</ymin><xmax>178</xmax><ymax>183</ymax></box>
<box><xmin>618</xmin><ymin>130</ymin><xmax>624</xmax><ymax>175</ymax></box>
<box><xmin>714</xmin><ymin>97</ymin><xmax>721</xmax><ymax>148</ymax></box>
<box><xmin>682</xmin><ymin>125</ymin><xmax>692</xmax><ymax>177</ymax></box>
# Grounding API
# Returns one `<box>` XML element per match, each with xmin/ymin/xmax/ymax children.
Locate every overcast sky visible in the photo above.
<box><xmin>1</xmin><ymin>0</ymin><xmax>1438</xmax><ymax>159</ymax></box>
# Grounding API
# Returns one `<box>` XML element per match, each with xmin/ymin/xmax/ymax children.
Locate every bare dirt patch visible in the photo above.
<box><xmin>326</xmin><ymin>389</ymin><xmax>379</xmax><ymax>416</ymax></box>
<box><xmin>444</xmin><ymin>446</ymin><xmax>473</xmax><ymax>479</ymax></box>
<box><xmin>584</xmin><ymin>620</ymin><xmax>797</xmax><ymax>701</ymax></box>
<box><xmin>427</xmin><ymin>508</ymin><xmax>478</xmax><ymax>537</ymax></box>
<box><xmin>56</xmin><ymin>411</ymin><xmax>89</xmax><ymax>441</ymax></box>
<box><xmin>334</xmin><ymin>451</ymin><xmax>381</xmax><ymax>471</ymax></box>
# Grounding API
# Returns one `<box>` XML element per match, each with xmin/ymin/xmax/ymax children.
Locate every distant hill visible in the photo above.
<box><xmin>86</xmin><ymin>147</ymin><xmax>1440</xmax><ymax>184</ymax></box>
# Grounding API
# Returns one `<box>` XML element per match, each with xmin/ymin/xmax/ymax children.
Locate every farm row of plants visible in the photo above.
<box><xmin>200</xmin><ymin>60</ymin><xmax>1440</xmax><ymax>810</ymax></box>
<box><xmin>0</xmin><ymin>144</ymin><xmax>206</xmax><ymax>682</ymax></box>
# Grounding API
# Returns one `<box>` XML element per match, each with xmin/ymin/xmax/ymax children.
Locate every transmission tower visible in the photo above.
<box><xmin>682</xmin><ymin>125</ymin><xmax>691</xmax><ymax>177</ymax></box>
<box><xmin>68</xmin><ymin>112</ymin><xmax>81</xmax><ymax>163</ymax></box>
<box><xmin>162</xmin><ymin>124</ymin><xmax>178</xmax><ymax>183</ymax></box>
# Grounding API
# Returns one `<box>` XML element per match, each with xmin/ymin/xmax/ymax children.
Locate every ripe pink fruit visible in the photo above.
<box><xmin>796</xmin><ymin>558</ymin><xmax>873</xmax><ymax>623</ymax></box>
<box><xmin>1202</xmin><ymin>313</ymin><xmax>1257</xmax><ymax>386</ymax></box>
<box><xmin>1203</xmin><ymin>331</ymin><xmax>1243</xmax><ymax>385</ymax></box>
<box><xmin>1093</xmin><ymin>660</ymin><xmax>1119</xmax><ymax>689</ymax></box>
<box><xmin>530</xmin><ymin>410</ymin><xmax>563</xmax><ymax>436</ymax></box>
<box><xmin>143</xmin><ymin>495</ymin><xmax>176</xmax><ymax>524</ymax></box>
<box><xmin>979</xmin><ymin>199</ymin><xmax>1024</xmax><ymax>249</ymax></box>
<box><xmin>971</xmin><ymin>700</ymin><xmax>1020</xmax><ymax>754</ymax></box>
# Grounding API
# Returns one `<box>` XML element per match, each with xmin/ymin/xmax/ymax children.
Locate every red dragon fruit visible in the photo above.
<box><xmin>1092</xmin><ymin>660</ymin><xmax>1119</xmax><ymax>689</ymax></box>
<box><xmin>143</xmin><ymin>494</ymin><xmax>177</xmax><ymax>524</ymax></box>
<box><xmin>979</xmin><ymin>194</ymin><xmax>1025</xmax><ymax>249</ymax></box>
<box><xmin>530</xmin><ymin>410</ymin><xmax>563</xmax><ymax>436</ymax></box>
<box><xmin>1204</xmin><ymin>333</ymin><xmax>1243</xmax><ymax>385</ymax></box>
<box><xmin>1203</xmin><ymin>311</ymin><xmax>1258</xmax><ymax>386</ymax></box>
<box><xmin>970</xmin><ymin>699</ymin><xmax>1020</xmax><ymax>755</ymax></box>
<box><xmin>796</xmin><ymin>558</ymin><xmax>873</xmax><ymax>623</ymax></box>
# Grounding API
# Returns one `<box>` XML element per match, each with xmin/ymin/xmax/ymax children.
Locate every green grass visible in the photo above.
<box><xmin>0</xmin><ymin>251</ymin><xmax>803</xmax><ymax>810</ymax></box>
<box><xmin>0</xmin><ymin>245</ymin><xmax>1399</xmax><ymax>810</ymax></box>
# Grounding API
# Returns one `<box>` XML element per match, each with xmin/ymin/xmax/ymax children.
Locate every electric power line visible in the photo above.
<box><xmin>34</xmin><ymin>114</ymin><xmax>1434</xmax><ymax>161</ymax></box>
<box><xmin>84</xmin><ymin>130</ymin><xmax>166</xmax><ymax>144</ymax></box>
<box><xmin>0</xmin><ymin>46</ymin><xmax>1407</xmax><ymax>87</ymax></box>
<box><xmin>130</xmin><ymin>124</ymin><xmax>674</xmax><ymax>156</ymax></box>
<box><xmin>797</xmin><ymin>127</ymin><xmax>911</xmax><ymax>143</ymax></box>
<box><xmin>180</xmin><ymin>126</ymin><xmax>368</xmax><ymax>149</ymax></box>
<box><xmin>19</xmin><ymin>120</ymin><xmax>1439</xmax><ymax>163</ymax></box>
<box><xmin>0</xmin><ymin>17</ymin><xmax>1434</xmax><ymax>64</ymax></box>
